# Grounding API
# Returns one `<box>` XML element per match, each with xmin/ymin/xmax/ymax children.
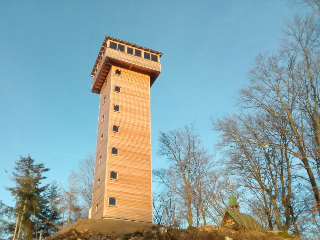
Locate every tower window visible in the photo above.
<box><xmin>135</xmin><ymin>49</ymin><xmax>141</xmax><ymax>57</ymax></box>
<box><xmin>114</xmin><ymin>105</ymin><xmax>119</xmax><ymax>112</ymax></box>
<box><xmin>110</xmin><ymin>171</ymin><xmax>118</xmax><ymax>179</ymax></box>
<box><xmin>144</xmin><ymin>52</ymin><xmax>150</xmax><ymax>60</ymax></box>
<box><xmin>109</xmin><ymin>197</ymin><xmax>116</xmax><ymax>206</ymax></box>
<box><xmin>96</xmin><ymin>204</ymin><xmax>99</xmax><ymax>213</ymax></box>
<box><xmin>114</xmin><ymin>86</ymin><xmax>120</xmax><ymax>92</ymax></box>
<box><xmin>102</xmin><ymin>114</ymin><xmax>105</xmax><ymax>122</ymax></box>
<box><xmin>103</xmin><ymin>95</ymin><xmax>106</xmax><ymax>103</ymax></box>
<box><xmin>151</xmin><ymin>54</ymin><xmax>158</xmax><ymax>62</ymax></box>
<box><xmin>115</xmin><ymin>69</ymin><xmax>121</xmax><ymax>76</ymax></box>
<box><xmin>99</xmin><ymin>155</ymin><xmax>102</xmax><ymax>164</ymax></box>
<box><xmin>111</xmin><ymin>147</ymin><xmax>118</xmax><ymax>155</ymax></box>
<box><xmin>113</xmin><ymin>125</ymin><xmax>119</xmax><ymax>132</ymax></box>
<box><xmin>101</xmin><ymin>134</ymin><xmax>104</xmax><ymax>142</ymax></box>
<box><xmin>118</xmin><ymin>44</ymin><xmax>125</xmax><ymax>52</ymax></box>
<box><xmin>98</xmin><ymin>178</ymin><xmax>101</xmax><ymax>187</ymax></box>
<box><xmin>110</xmin><ymin>41</ymin><xmax>117</xmax><ymax>50</ymax></box>
<box><xmin>127</xmin><ymin>47</ymin><xmax>133</xmax><ymax>55</ymax></box>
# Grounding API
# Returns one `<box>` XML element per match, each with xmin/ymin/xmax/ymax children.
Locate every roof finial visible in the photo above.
<box><xmin>229</xmin><ymin>180</ymin><xmax>233</xmax><ymax>192</ymax></box>
<box><xmin>228</xmin><ymin>183</ymin><xmax>239</xmax><ymax>212</ymax></box>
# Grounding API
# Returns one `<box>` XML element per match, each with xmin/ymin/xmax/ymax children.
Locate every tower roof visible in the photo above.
<box><xmin>91</xmin><ymin>36</ymin><xmax>163</xmax><ymax>77</ymax></box>
<box><xmin>229</xmin><ymin>191</ymin><xmax>239</xmax><ymax>207</ymax></box>
<box><xmin>90</xmin><ymin>36</ymin><xmax>162</xmax><ymax>93</ymax></box>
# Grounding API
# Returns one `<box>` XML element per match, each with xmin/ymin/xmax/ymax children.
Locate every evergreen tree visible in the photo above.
<box><xmin>0</xmin><ymin>200</ymin><xmax>14</xmax><ymax>239</ymax></box>
<box><xmin>39</xmin><ymin>181</ymin><xmax>61</xmax><ymax>237</ymax></box>
<box><xmin>6</xmin><ymin>155</ymin><xmax>49</xmax><ymax>240</ymax></box>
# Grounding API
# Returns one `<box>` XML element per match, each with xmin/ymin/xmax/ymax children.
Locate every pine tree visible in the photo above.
<box><xmin>39</xmin><ymin>181</ymin><xmax>61</xmax><ymax>237</ymax></box>
<box><xmin>0</xmin><ymin>200</ymin><xmax>14</xmax><ymax>239</ymax></box>
<box><xmin>7</xmin><ymin>155</ymin><xmax>49</xmax><ymax>240</ymax></box>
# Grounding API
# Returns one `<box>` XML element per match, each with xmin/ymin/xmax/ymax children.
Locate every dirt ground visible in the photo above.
<box><xmin>51</xmin><ymin>218</ymin><xmax>154</xmax><ymax>237</ymax></box>
<box><xmin>47</xmin><ymin>219</ymin><xmax>297</xmax><ymax>240</ymax></box>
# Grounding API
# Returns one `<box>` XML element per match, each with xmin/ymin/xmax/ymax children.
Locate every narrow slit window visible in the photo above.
<box><xmin>113</xmin><ymin>125</ymin><xmax>119</xmax><ymax>132</ymax></box>
<box><xmin>118</xmin><ymin>44</ymin><xmax>125</xmax><ymax>52</ymax></box>
<box><xmin>111</xmin><ymin>147</ymin><xmax>118</xmax><ymax>155</ymax></box>
<box><xmin>101</xmin><ymin>134</ymin><xmax>104</xmax><ymax>142</ymax></box>
<box><xmin>102</xmin><ymin>114</ymin><xmax>105</xmax><ymax>122</ymax></box>
<box><xmin>109</xmin><ymin>197</ymin><xmax>116</xmax><ymax>206</ymax></box>
<box><xmin>103</xmin><ymin>95</ymin><xmax>106</xmax><ymax>103</ymax></box>
<box><xmin>110</xmin><ymin>41</ymin><xmax>117</xmax><ymax>50</ymax></box>
<box><xmin>98</xmin><ymin>178</ymin><xmax>101</xmax><ymax>187</ymax></box>
<box><xmin>144</xmin><ymin>52</ymin><xmax>150</xmax><ymax>60</ymax></box>
<box><xmin>115</xmin><ymin>69</ymin><xmax>121</xmax><ymax>76</ymax></box>
<box><xmin>114</xmin><ymin>105</ymin><xmax>119</xmax><ymax>112</ymax></box>
<box><xmin>99</xmin><ymin>155</ymin><xmax>102</xmax><ymax>164</ymax></box>
<box><xmin>110</xmin><ymin>171</ymin><xmax>118</xmax><ymax>179</ymax></box>
<box><xmin>151</xmin><ymin>54</ymin><xmax>158</xmax><ymax>62</ymax></box>
<box><xmin>96</xmin><ymin>204</ymin><xmax>99</xmax><ymax>213</ymax></box>
<box><xmin>114</xmin><ymin>86</ymin><xmax>120</xmax><ymax>92</ymax></box>
<box><xmin>135</xmin><ymin>49</ymin><xmax>141</xmax><ymax>57</ymax></box>
<box><xmin>127</xmin><ymin>47</ymin><xmax>133</xmax><ymax>55</ymax></box>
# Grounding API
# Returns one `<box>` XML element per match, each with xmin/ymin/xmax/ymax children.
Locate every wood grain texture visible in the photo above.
<box><xmin>91</xmin><ymin>65</ymin><xmax>153</xmax><ymax>223</ymax></box>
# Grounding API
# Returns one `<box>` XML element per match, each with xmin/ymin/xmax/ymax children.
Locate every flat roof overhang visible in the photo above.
<box><xmin>91</xmin><ymin>47</ymin><xmax>161</xmax><ymax>94</ymax></box>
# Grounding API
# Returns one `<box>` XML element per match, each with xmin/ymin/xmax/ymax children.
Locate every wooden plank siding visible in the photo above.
<box><xmin>91</xmin><ymin>66</ymin><xmax>153</xmax><ymax>222</ymax></box>
<box><xmin>90</xmin><ymin>37</ymin><xmax>161</xmax><ymax>223</ymax></box>
<box><xmin>91</xmin><ymin>71</ymin><xmax>113</xmax><ymax>219</ymax></box>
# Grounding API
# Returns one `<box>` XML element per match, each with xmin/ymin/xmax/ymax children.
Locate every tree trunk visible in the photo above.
<box><xmin>301</xmin><ymin>156</ymin><xmax>320</xmax><ymax>215</ymax></box>
<box><xmin>290</xmin><ymin>205</ymin><xmax>300</xmax><ymax>238</ymax></box>
<box><xmin>186</xmin><ymin>186</ymin><xmax>193</xmax><ymax>227</ymax></box>
<box><xmin>198</xmin><ymin>181</ymin><xmax>206</xmax><ymax>225</ymax></box>
<box><xmin>16</xmin><ymin>199</ymin><xmax>27</xmax><ymax>240</ymax></box>
<box><xmin>12</xmin><ymin>215</ymin><xmax>19</xmax><ymax>240</ymax></box>
<box><xmin>261</xmin><ymin>189</ymin><xmax>273</xmax><ymax>230</ymax></box>
<box><xmin>67</xmin><ymin>195</ymin><xmax>71</xmax><ymax>226</ymax></box>
<box><xmin>270</xmin><ymin>194</ymin><xmax>284</xmax><ymax>230</ymax></box>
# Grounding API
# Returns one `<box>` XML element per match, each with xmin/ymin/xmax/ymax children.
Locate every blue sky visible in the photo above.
<box><xmin>0</xmin><ymin>1</ymin><xmax>305</xmax><ymax>207</ymax></box>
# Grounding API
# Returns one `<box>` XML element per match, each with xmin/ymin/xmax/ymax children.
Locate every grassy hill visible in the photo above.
<box><xmin>45</xmin><ymin>219</ymin><xmax>299</xmax><ymax>240</ymax></box>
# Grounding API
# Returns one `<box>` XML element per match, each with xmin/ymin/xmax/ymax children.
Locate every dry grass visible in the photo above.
<box><xmin>45</xmin><ymin>219</ymin><xmax>300</xmax><ymax>240</ymax></box>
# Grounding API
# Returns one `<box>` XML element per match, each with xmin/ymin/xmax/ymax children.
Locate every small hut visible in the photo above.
<box><xmin>221</xmin><ymin>191</ymin><xmax>265</xmax><ymax>231</ymax></box>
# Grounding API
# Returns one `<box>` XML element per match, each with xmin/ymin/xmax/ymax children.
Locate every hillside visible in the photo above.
<box><xmin>45</xmin><ymin>219</ymin><xmax>298</xmax><ymax>240</ymax></box>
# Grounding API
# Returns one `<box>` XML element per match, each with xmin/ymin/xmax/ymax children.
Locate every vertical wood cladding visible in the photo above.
<box><xmin>91</xmin><ymin>72</ymin><xmax>112</xmax><ymax>219</ymax></box>
<box><xmin>91</xmin><ymin>66</ymin><xmax>152</xmax><ymax>222</ymax></box>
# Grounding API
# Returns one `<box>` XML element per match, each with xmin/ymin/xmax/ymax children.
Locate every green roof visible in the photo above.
<box><xmin>228</xmin><ymin>191</ymin><xmax>239</xmax><ymax>207</ymax></box>
<box><xmin>223</xmin><ymin>209</ymin><xmax>265</xmax><ymax>231</ymax></box>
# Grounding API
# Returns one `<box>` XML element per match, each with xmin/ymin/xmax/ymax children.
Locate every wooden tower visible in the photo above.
<box><xmin>89</xmin><ymin>36</ymin><xmax>162</xmax><ymax>223</ymax></box>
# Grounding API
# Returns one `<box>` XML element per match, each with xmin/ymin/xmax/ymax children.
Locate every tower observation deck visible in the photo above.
<box><xmin>90</xmin><ymin>36</ymin><xmax>162</xmax><ymax>223</ymax></box>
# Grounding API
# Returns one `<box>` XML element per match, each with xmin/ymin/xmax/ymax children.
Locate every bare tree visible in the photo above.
<box><xmin>201</xmin><ymin>169</ymin><xmax>230</xmax><ymax>225</ymax></box>
<box><xmin>152</xmin><ymin>173</ymin><xmax>179</xmax><ymax>228</ymax></box>
<box><xmin>290</xmin><ymin>0</ymin><xmax>320</xmax><ymax>15</ymax></box>
<box><xmin>237</xmin><ymin>15</ymin><xmax>320</xmax><ymax>216</ymax></box>
<box><xmin>59</xmin><ymin>172</ymin><xmax>83</xmax><ymax>227</ymax></box>
<box><xmin>59</xmin><ymin>154</ymin><xmax>94</xmax><ymax>226</ymax></box>
<box><xmin>213</xmin><ymin>113</ymin><xmax>299</xmax><ymax>234</ymax></box>
<box><xmin>156</xmin><ymin>124</ymin><xmax>226</xmax><ymax>228</ymax></box>
<box><xmin>305</xmin><ymin>0</ymin><xmax>320</xmax><ymax>14</ymax></box>
<box><xmin>158</xmin><ymin>125</ymin><xmax>196</xmax><ymax>227</ymax></box>
<box><xmin>213</xmin><ymin>13</ymin><xmax>320</xmax><ymax>238</ymax></box>
<box><xmin>72</xmin><ymin>154</ymin><xmax>95</xmax><ymax>210</ymax></box>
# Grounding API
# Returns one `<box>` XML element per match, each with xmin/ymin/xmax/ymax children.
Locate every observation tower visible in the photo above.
<box><xmin>89</xmin><ymin>36</ymin><xmax>162</xmax><ymax>223</ymax></box>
